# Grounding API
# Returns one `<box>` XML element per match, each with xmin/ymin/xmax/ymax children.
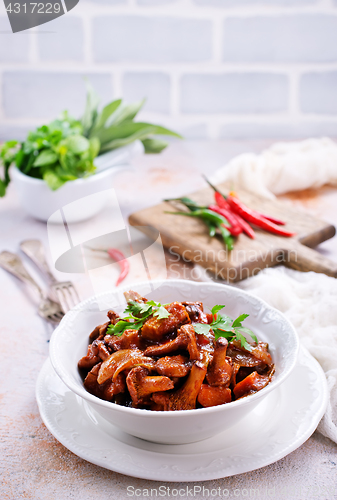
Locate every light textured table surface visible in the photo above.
<box><xmin>1</xmin><ymin>141</ymin><xmax>337</xmax><ymax>500</ymax></box>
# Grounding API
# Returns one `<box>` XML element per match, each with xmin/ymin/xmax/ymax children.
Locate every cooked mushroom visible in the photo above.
<box><xmin>144</xmin><ymin>324</ymin><xmax>200</xmax><ymax>360</ymax></box>
<box><xmin>230</xmin><ymin>362</ymin><xmax>241</xmax><ymax>388</ymax></box>
<box><xmin>92</xmin><ymin>339</ymin><xmax>111</xmax><ymax>361</ymax></box>
<box><xmin>124</xmin><ymin>290</ymin><xmax>147</xmax><ymax>303</ymax></box>
<box><xmin>89</xmin><ymin>321</ymin><xmax>110</xmax><ymax>342</ymax></box>
<box><xmin>197</xmin><ymin>384</ymin><xmax>232</xmax><ymax>407</ymax></box>
<box><xmin>227</xmin><ymin>340</ymin><xmax>273</xmax><ymax>369</ymax></box>
<box><xmin>206</xmin><ymin>338</ymin><xmax>233</xmax><ymax>387</ymax></box>
<box><xmin>83</xmin><ymin>362</ymin><xmax>102</xmax><ymax>394</ymax></box>
<box><xmin>97</xmin><ymin>349</ymin><xmax>155</xmax><ymax>385</ymax></box>
<box><xmin>78</xmin><ymin>344</ymin><xmax>101</xmax><ymax>370</ymax></box>
<box><xmin>155</xmin><ymin>355</ymin><xmax>190</xmax><ymax>378</ymax></box>
<box><xmin>126</xmin><ymin>366</ymin><xmax>174</xmax><ymax>406</ymax></box>
<box><xmin>143</xmin><ymin>333</ymin><xmax>186</xmax><ymax>357</ymax></box>
<box><xmin>141</xmin><ymin>302</ymin><xmax>190</xmax><ymax>341</ymax></box>
<box><xmin>179</xmin><ymin>324</ymin><xmax>200</xmax><ymax>360</ymax></box>
<box><xmin>104</xmin><ymin>329</ymin><xmax>141</xmax><ymax>351</ymax></box>
<box><xmin>107</xmin><ymin>310</ymin><xmax>120</xmax><ymax>324</ymax></box>
<box><xmin>84</xmin><ymin>363</ymin><xmax>126</xmax><ymax>401</ymax></box>
<box><xmin>152</xmin><ymin>353</ymin><xmax>209</xmax><ymax>411</ymax></box>
<box><xmin>182</xmin><ymin>301</ymin><xmax>209</xmax><ymax>323</ymax></box>
<box><xmin>250</xmin><ymin>342</ymin><xmax>273</xmax><ymax>367</ymax></box>
<box><xmin>103</xmin><ymin>373</ymin><xmax>126</xmax><ymax>401</ymax></box>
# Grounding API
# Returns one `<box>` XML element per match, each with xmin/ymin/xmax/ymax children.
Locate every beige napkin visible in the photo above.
<box><xmin>210</xmin><ymin>137</ymin><xmax>337</xmax><ymax>200</ymax></box>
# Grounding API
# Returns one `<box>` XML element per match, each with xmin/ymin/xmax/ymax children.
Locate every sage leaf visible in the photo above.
<box><xmin>142</xmin><ymin>138</ymin><xmax>168</xmax><ymax>154</ymax></box>
<box><xmin>33</xmin><ymin>149</ymin><xmax>58</xmax><ymax>167</ymax></box>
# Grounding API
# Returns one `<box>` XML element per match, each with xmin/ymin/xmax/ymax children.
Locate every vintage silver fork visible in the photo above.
<box><xmin>0</xmin><ymin>251</ymin><xmax>65</xmax><ymax>325</ymax></box>
<box><xmin>20</xmin><ymin>239</ymin><xmax>80</xmax><ymax>313</ymax></box>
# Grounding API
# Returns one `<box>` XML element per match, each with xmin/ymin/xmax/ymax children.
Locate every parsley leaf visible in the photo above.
<box><xmin>193</xmin><ymin>306</ymin><xmax>258</xmax><ymax>351</ymax></box>
<box><xmin>153</xmin><ymin>305</ymin><xmax>170</xmax><ymax>320</ymax></box>
<box><xmin>107</xmin><ymin>299</ymin><xmax>171</xmax><ymax>337</ymax></box>
<box><xmin>211</xmin><ymin>305</ymin><xmax>226</xmax><ymax>316</ymax></box>
<box><xmin>124</xmin><ymin>300</ymin><xmax>152</xmax><ymax>317</ymax></box>
<box><xmin>107</xmin><ymin>320</ymin><xmax>140</xmax><ymax>336</ymax></box>
<box><xmin>232</xmin><ymin>313</ymin><xmax>249</xmax><ymax>328</ymax></box>
<box><xmin>212</xmin><ymin>314</ymin><xmax>233</xmax><ymax>332</ymax></box>
<box><xmin>234</xmin><ymin>331</ymin><xmax>253</xmax><ymax>352</ymax></box>
<box><xmin>234</xmin><ymin>326</ymin><xmax>258</xmax><ymax>345</ymax></box>
<box><xmin>194</xmin><ymin>323</ymin><xmax>212</xmax><ymax>336</ymax></box>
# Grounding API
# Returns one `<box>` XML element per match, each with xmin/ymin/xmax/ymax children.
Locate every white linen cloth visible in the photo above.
<box><xmin>210</xmin><ymin>137</ymin><xmax>337</xmax><ymax>200</ymax></box>
<box><xmin>204</xmin><ymin>138</ymin><xmax>337</xmax><ymax>443</ymax></box>
<box><xmin>237</xmin><ymin>267</ymin><xmax>337</xmax><ymax>444</ymax></box>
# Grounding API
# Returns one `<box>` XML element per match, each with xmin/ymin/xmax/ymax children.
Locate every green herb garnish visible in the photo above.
<box><xmin>107</xmin><ymin>300</ymin><xmax>170</xmax><ymax>337</ymax></box>
<box><xmin>193</xmin><ymin>305</ymin><xmax>258</xmax><ymax>352</ymax></box>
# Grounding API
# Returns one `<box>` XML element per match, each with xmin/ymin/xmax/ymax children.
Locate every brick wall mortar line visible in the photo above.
<box><xmin>69</xmin><ymin>4</ymin><xmax>337</xmax><ymax>18</ymax></box>
<box><xmin>4</xmin><ymin>64</ymin><xmax>337</xmax><ymax>73</ymax></box>
<box><xmin>1</xmin><ymin>2</ymin><xmax>337</xmax><ymax>19</ymax></box>
<box><xmin>5</xmin><ymin>113</ymin><xmax>337</xmax><ymax>127</ymax></box>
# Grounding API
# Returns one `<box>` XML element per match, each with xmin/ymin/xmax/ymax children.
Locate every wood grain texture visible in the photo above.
<box><xmin>129</xmin><ymin>183</ymin><xmax>337</xmax><ymax>282</ymax></box>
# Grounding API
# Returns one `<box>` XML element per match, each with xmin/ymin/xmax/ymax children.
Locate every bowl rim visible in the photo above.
<box><xmin>49</xmin><ymin>278</ymin><xmax>300</xmax><ymax>418</ymax></box>
<box><xmin>11</xmin><ymin>162</ymin><xmax>123</xmax><ymax>187</ymax></box>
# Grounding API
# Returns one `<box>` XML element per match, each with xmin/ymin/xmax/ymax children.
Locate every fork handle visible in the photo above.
<box><xmin>20</xmin><ymin>239</ymin><xmax>57</xmax><ymax>284</ymax></box>
<box><xmin>0</xmin><ymin>251</ymin><xmax>45</xmax><ymax>299</ymax></box>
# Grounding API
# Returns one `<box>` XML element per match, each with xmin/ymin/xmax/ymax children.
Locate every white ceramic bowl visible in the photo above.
<box><xmin>11</xmin><ymin>141</ymin><xmax>143</xmax><ymax>223</ymax></box>
<box><xmin>49</xmin><ymin>279</ymin><xmax>299</xmax><ymax>445</ymax></box>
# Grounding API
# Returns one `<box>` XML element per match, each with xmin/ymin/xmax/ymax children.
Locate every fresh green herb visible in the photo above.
<box><xmin>164</xmin><ymin>197</ymin><xmax>234</xmax><ymax>251</ymax></box>
<box><xmin>210</xmin><ymin>305</ymin><xmax>226</xmax><ymax>316</ymax></box>
<box><xmin>164</xmin><ymin>202</ymin><xmax>234</xmax><ymax>252</ymax></box>
<box><xmin>0</xmin><ymin>140</ymin><xmax>18</xmax><ymax>196</ymax></box>
<box><xmin>124</xmin><ymin>300</ymin><xmax>152</xmax><ymax>318</ymax></box>
<box><xmin>107</xmin><ymin>320</ymin><xmax>140</xmax><ymax>336</ymax></box>
<box><xmin>107</xmin><ymin>299</ymin><xmax>170</xmax><ymax>337</ymax></box>
<box><xmin>0</xmin><ymin>82</ymin><xmax>182</xmax><ymax>196</ymax></box>
<box><xmin>153</xmin><ymin>305</ymin><xmax>170</xmax><ymax>320</ymax></box>
<box><xmin>193</xmin><ymin>305</ymin><xmax>257</xmax><ymax>352</ymax></box>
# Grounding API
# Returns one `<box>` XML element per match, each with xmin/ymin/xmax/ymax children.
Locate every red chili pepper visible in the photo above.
<box><xmin>227</xmin><ymin>196</ymin><xmax>296</xmax><ymax>237</ymax></box>
<box><xmin>205</xmin><ymin>176</ymin><xmax>286</xmax><ymax>228</ymax></box>
<box><xmin>230</xmin><ymin>210</ymin><xmax>256</xmax><ymax>239</ymax></box>
<box><xmin>212</xmin><ymin>193</ymin><xmax>255</xmax><ymax>239</ymax></box>
<box><xmin>208</xmin><ymin>204</ymin><xmax>242</xmax><ymax>236</ymax></box>
<box><xmin>252</xmin><ymin>211</ymin><xmax>286</xmax><ymax>226</ymax></box>
<box><xmin>107</xmin><ymin>248</ymin><xmax>130</xmax><ymax>286</ymax></box>
<box><xmin>214</xmin><ymin>191</ymin><xmax>230</xmax><ymax>210</ymax></box>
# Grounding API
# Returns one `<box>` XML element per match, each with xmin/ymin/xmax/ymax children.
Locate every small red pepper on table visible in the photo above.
<box><xmin>85</xmin><ymin>246</ymin><xmax>130</xmax><ymax>286</ymax></box>
<box><xmin>107</xmin><ymin>248</ymin><xmax>130</xmax><ymax>286</ymax></box>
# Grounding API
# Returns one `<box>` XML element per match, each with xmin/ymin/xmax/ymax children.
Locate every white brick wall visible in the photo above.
<box><xmin>1</xmin><ymin>0</ymin><xmax>337</xmax><ymax>141</ymax></box>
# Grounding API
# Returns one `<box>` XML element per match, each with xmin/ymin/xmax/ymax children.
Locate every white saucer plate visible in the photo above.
<box><xmin>36</xmin><ymin>347</ymin><xmax>328</xmax><ymax>482</ymax></box>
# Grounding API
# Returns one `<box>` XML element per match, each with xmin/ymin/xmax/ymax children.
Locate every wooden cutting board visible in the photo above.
<box><xmin>129</xmin><ymin>183</ymin><xmax>337</xmax><ymax>282</ymax></box>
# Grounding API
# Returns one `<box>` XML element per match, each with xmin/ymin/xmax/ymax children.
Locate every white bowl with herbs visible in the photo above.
<box><xmin>0</xmin><ymin>85</ymin><xmax>181</xmax><ymax>223</ymax></box>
